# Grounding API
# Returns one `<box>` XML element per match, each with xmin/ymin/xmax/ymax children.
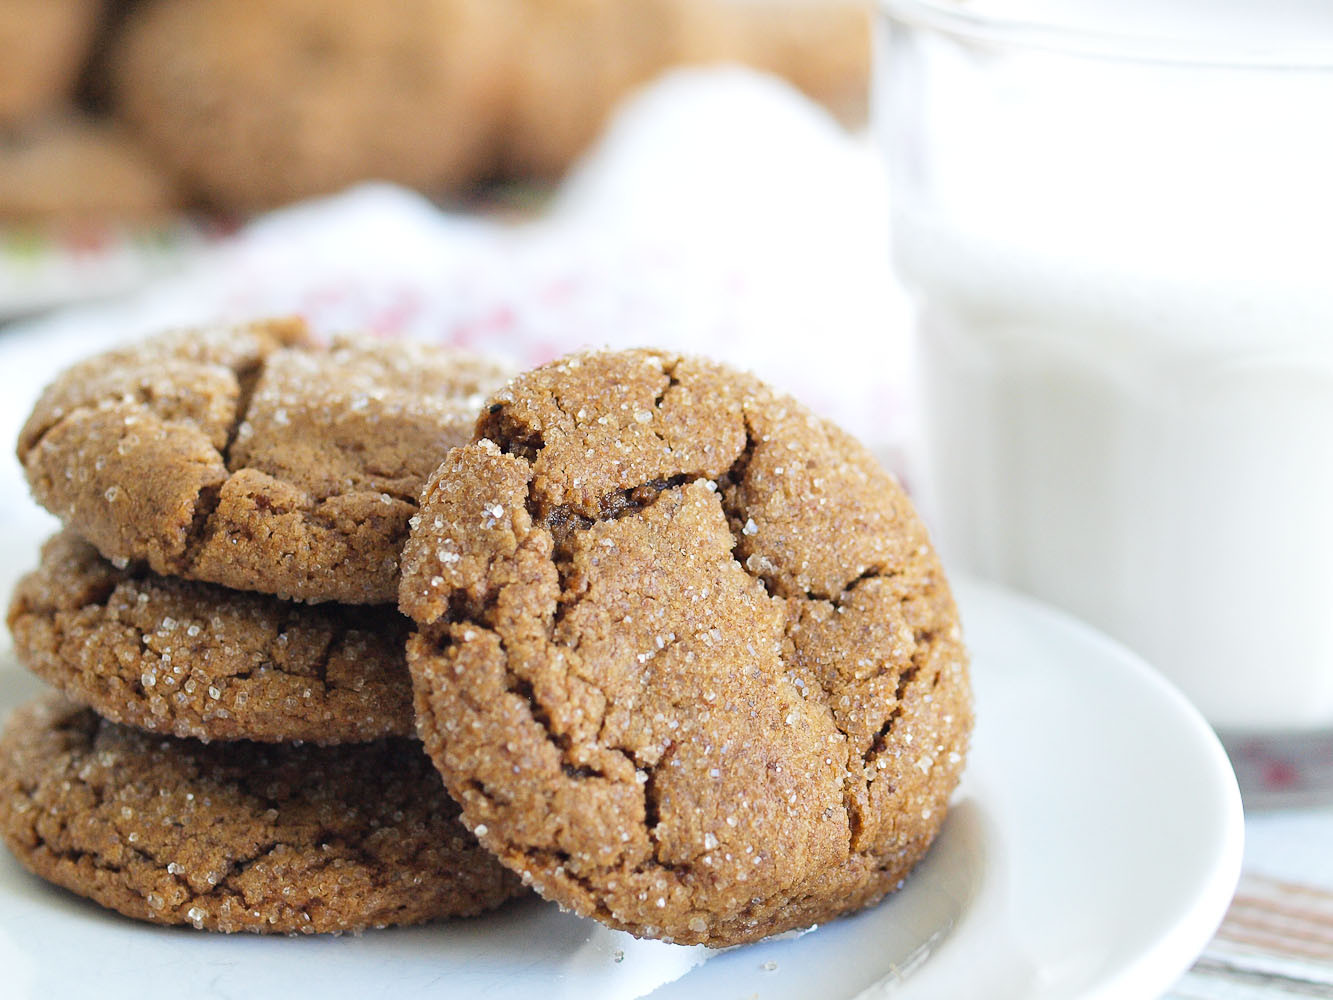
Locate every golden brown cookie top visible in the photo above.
<box><xmin>8</xmin><ymin>532</ymin><xmax>413</xmax><ymax>744</ymax></box>
<box><xmin>19</xmin><ymin>319</ymin><xmax>510</xmax><ymax>604</ymax></box>
<box><xmin>0</xmin><ymin>694</ymin><xmax>524</xmax><ymax>933</ymax></box>
<box><xmin>400</xmin><ymin>348</ymin><xmax>971</xmax><ymax>946</ymax></box>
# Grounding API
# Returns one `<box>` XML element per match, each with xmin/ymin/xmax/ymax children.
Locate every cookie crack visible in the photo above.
<box><xmin>172</xmin><ymin>356</ymin><xmax>270</xmax><ymax>571</ymax></box>
<box><xmin>719</xmin><ymin>418</ymin><xmax>758</xmax><ymax>495</ymax></box>
<box><xmin>35</xmin><ymin>838</ymin><xmax>142</xmax><ymax>882</ymax></box>
<box><xmin>653</xmin><ymin>360</ymin><xmax>682</xmax><ymax>411</ymax></box>
<box><xmin>19</xmin><ymin>804</ymin><xmax>228</xmax><ymax>913</ymax></box>
<box><xmin>641</xmin><ymin>753</ymin><xmax>666</xmax><ymax>859</ymax></box>
<box><xmin>505</xmin><ymin>671</ymin><xmax>610</xmax><ymax>783</ymax></box>
<box><xmin>213</xmin><ymin>838</ymin><xmax>283</xmax><ymax>895</ymax></box>
<box><xmin>308</xmin><ymin>619</ymin><xmax>348</xmax><ymax>689</ymax></box>
<box><xmin>717</xmin><ymin>422</ymin><xmax>775</xmax><ymax>594</ymax></box>
<box><xmin>21</xmin><ymin>368</ymin><xmax>241</xmax><ymax>463</ymax></box>
<box><xmin>537</xmin><ymin>472</ymin><xmax>699</xmax><ymax>636</ymax></box>
<box><xmin>825</xmin><ymin>567</ymin><xmax>895</xmax><ymax>609</ymax></box>
<box><xmin>869</xmin><ymin>667</ymin><xmax>918</xmax><ymax>757</ymax></box>
<box><xmin>854</xmin><ymin>618</ymin><xmax>943</xmax><ymax>833</ymax></box>
<box><xmin>527</xmin><ymin>846</ymin><xmax>619</xmax><ymax>921</ymax></box>
<box><xmin>595</xmin><ymin>474</ymin><xmax>694</xmax><ymax>523</ymax></box>
<box><xmin>477</xmin><ymin>398</ymin><xmax>884</xmax><ymax>879</ymax></box>
<box><xmin>479</xmin><ymin>404</ymin><xmax>543</xmax><ymax>462</ymax></box>
<box><xmin>641</xmin><ymin>359</ymin><xmax>683</xmax><ymax>453</ymax></box>
<box><xmin>713</xmin><ymin>420</ymin><xmax>868</xmax><ymax>846</ymax></box>
<box><xmin>219</xmin><ymin>357</ymin><xmax>266</xmax><ymax>474</ymax></box>
<box><xmin>461</xmin><ymin>776</ymin><xmax>510</xmax><ymax>809</ymax></box>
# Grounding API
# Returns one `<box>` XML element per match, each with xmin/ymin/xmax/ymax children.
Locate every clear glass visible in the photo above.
<box><xmin>878</xmin><ymin>0</ymin><xmax>1333</xmax><ymax>804</ymax></box>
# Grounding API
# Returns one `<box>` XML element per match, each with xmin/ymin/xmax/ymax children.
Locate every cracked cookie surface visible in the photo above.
<box><xmin>400</xmin><ymin>348</ymin><xmax>971</xmax><ymax>947</ymax></box>
<box><xmin>0</xmin><ymin>694</ymin><xmax>525</xmax><ymax>933</ymax></box>
<box><xmin>18</xmin><ymin>319</ymin><xmax>510</xmax><ymax>604</ymax></box>
<box><xmin>8</xmin><ymin>532</ymin><xmax>413</xmax><ymax>744</ymax></box>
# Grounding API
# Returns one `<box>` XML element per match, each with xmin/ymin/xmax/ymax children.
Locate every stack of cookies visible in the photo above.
<box><xmin>1</xmin><ymin>321</ymin><xmax>972</xmax><ymax>948</ymax></box>
<box><xmin>1</xmin><ymin>318</ymin><xmax>523</xmax><ymax>932</ymax></box>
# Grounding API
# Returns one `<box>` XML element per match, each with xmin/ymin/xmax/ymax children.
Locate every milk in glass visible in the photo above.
<box><xmin>882</xmin><ymin>0</ymin><xmax>1333</xmax><ymax>732</ymax></box>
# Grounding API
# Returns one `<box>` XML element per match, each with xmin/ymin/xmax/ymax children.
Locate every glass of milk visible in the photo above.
<box><xmin>878</xmin><ymin>0</ymin><xmax>1333</xmax><ymax>803</ymax></box>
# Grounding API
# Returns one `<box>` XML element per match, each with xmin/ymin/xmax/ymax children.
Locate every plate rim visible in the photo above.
<box><xmin>959</xmin><ymin>575</ymin><xmax>1244</xmax><ymax>1000</ymax></box>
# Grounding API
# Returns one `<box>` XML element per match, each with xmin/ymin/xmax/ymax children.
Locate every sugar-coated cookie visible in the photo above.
<box><xmin>0</xmin><ymin>694</ymin><xmax>525</xmax><ymax>933</ymax></box>
<box><xmin>399</xmin><ymin>349</ymin><xmax>970</xmax><ymax>946</ymax></box>
<box><xmin>8</xmin><ymin>533</ymin><xmax>413</xmax><ymax>744</ymax></box>
<box><xmin>18</xmin><ymin>319</ymin><xmax>510</xmax><ymax>605</ymax></box>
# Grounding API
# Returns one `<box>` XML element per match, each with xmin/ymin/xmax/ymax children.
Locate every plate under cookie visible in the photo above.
<box><xmin>0</xmin><ymin>577</ymin><xmax>1241</xmax><ymax>1000</ymax></box>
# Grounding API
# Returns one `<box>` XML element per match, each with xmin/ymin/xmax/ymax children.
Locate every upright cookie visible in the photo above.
<box><xmin>400</xmin><ymin>349</ymin><xmax>971</xmax><ymax>946</ymax></box>
<box><xmin>18</xmin><ymin>319</ymin><xmax>510</xmax><ymax>604</ymax></box>
<box><xmin>0</xmin><ymin>695</ymin><xmax>524</xmax><ymax>932</ymax></box>
<box><xmin>112</xmin><ymin>0</ymin><xmax>510</xmax><ymax>210</ymax></box>
<box><xmin>8</xmin><ymin>532</ymin><xmax>413</xmax><ymax>744</ymax></box>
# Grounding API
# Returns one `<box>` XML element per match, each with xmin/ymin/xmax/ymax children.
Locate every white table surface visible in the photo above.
<box><xmin>1167</xmin><ymin>806</ymin><xmax>1333</xmax><ymax>998</ymax></box>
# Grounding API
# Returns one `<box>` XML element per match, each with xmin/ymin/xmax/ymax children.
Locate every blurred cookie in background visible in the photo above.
<box><xmin>0</xmin><ymin>113</ymin><xmax>178</xmax><ymax>224</ymax></box>
<box><xmin>500</xmin><ymin>0</ymin><xmax>702</xmax><ymax>179</ymax></box>
<box><xmin>715</xmin><ymin>0</ymin><xmax>871</xmax><ymax>124</ymax></box>
<box><xmin>0</xmin><ymin>0</ymin><xmax>102</xmax><ymax>126</ymax></box>
<box><xmin>111</xmin><ymin>0</ymin><xmax>871</xmax><ymax>209</ymax></box>
<box><xmin>501</xmin><ymin>0</ymin><xmax>871</xmax><ymax>179</ymax></box>
<box><xmin>112</xmin><ymin>0</ymin><xmax>512</xmax><ymax>211</ymax></box>
<box><xmin>1</xmin><ymin>0</ymin><xmax>872</xmax><ymax>220</ymax></box>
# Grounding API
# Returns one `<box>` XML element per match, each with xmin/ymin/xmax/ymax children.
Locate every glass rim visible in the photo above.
<box><xmin>878</xmin><ymin>0</ymin><xmax>1333</xmax><ymax>69</ymax></box>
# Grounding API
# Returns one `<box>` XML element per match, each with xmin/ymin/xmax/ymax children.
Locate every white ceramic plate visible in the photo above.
<box><xmin>0</xmin><ymin>577</ymin><xmax>1241</xmax><ymax>1000</ymax></box>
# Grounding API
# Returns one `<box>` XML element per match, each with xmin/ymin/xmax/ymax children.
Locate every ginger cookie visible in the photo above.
<box><xmin>111</xmin><ymin>0</ymin><xmax>510</xmax><ymax>211</ymax></box>
<box><xmin>500</xmin><ymin>0</ymin><xmax>686</xmax><ymax>180</ymax></box>
<box><xmin>496</xmin><ymin>0</ymin><xmax>871</xmax><ymax>179</ymax></box>
<box><xmin>0</xmin><ymin>694</ymin><xmax>524</xmax><ymax>933</ymax></box>
<box><xmin>18</xmin><ymin>319</ymin><xmax>510</xmax><ymax>605</ymax></box>
<box><xmin>399</xmin><ymin>349</ymin><xmax>971</xmax><ymax>946</ymax></box>
<box><xmin>7</xmin><ymin>532</ymin><xmax>413</xmax><ymax>744</ymax></box>
<box><xmin>0</xmin><ymin>0</ymin><xmax>100</xmax><ymax>126</ymax></box>
<box><xmin>0</xmin><ymin>114</ymin><xmax>179</xmax><ymax>224</ymax></box>
<box><xmin>712</xmin><ymin>0</ymin><xmax>871</xmax><ymax>126</ymax></box>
